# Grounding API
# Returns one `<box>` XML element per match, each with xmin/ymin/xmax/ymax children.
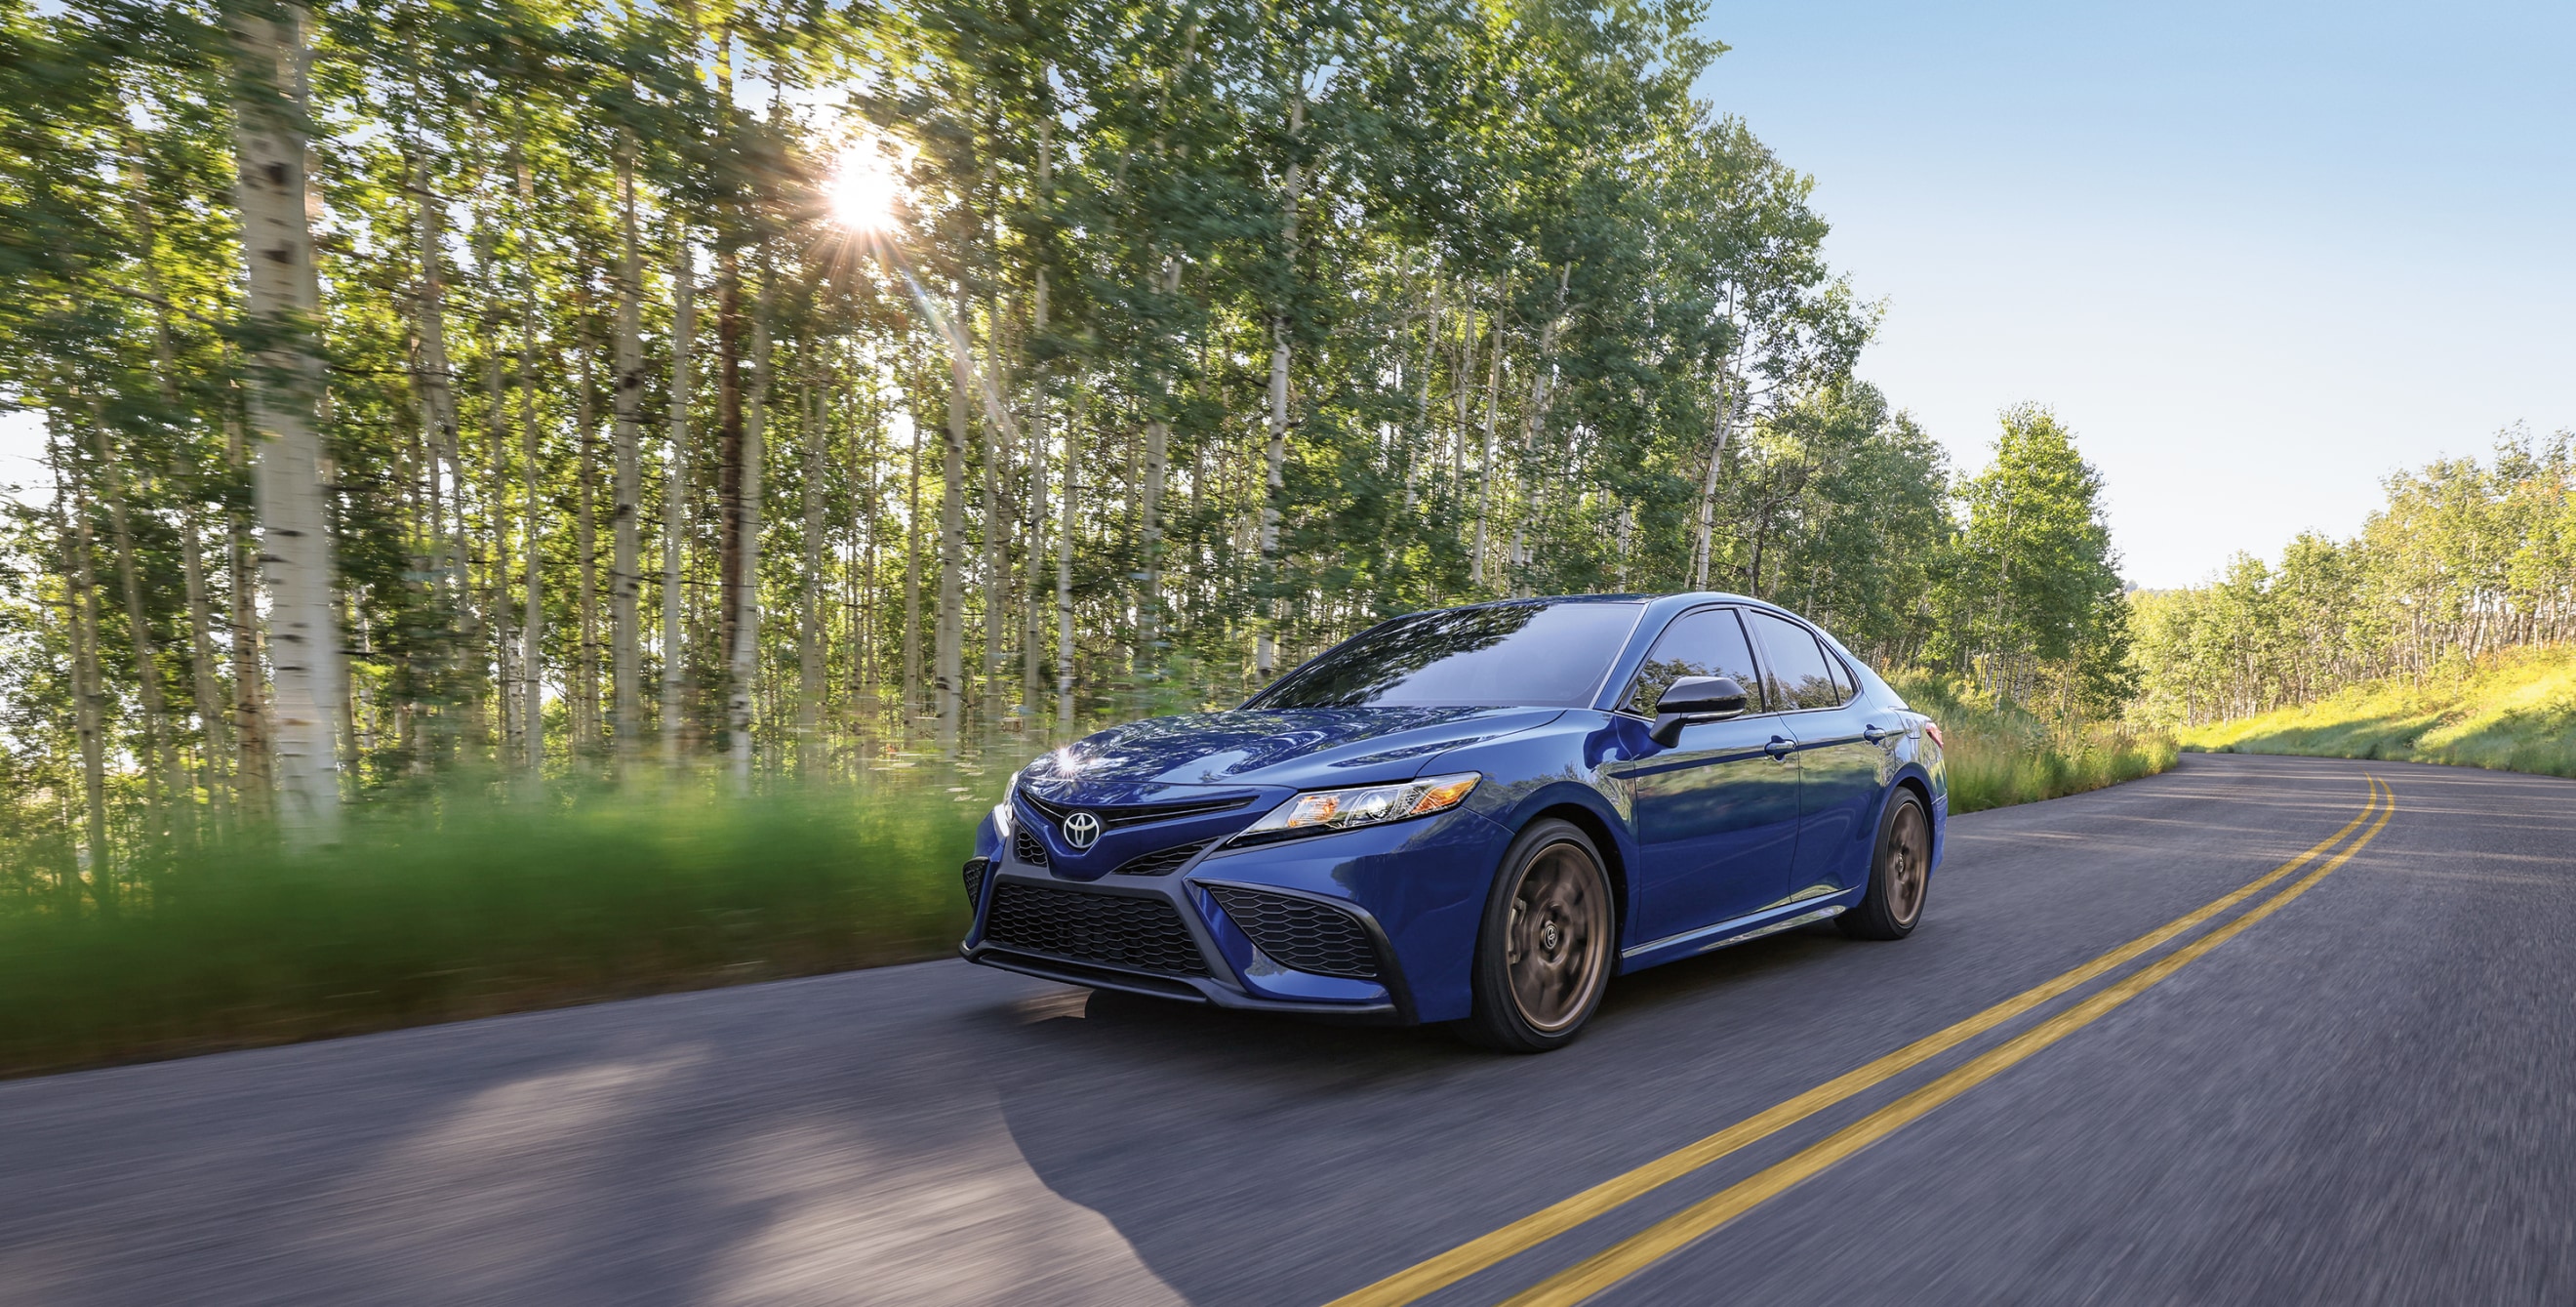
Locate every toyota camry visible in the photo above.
<box><xmin>958</xmin><ymin>592</ymin><xmax>1946</xmax><ymax>1051</ymax></box>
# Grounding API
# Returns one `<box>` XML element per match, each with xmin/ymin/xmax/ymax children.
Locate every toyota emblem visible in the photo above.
<box><xmin>1061</xmin><ymin>810</ymin><xmax>1102</xmax><ymax>851</ymax></box>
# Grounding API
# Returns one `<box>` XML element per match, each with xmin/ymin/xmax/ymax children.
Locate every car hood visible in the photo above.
<box><xmin>1019</xmin><ymin>706</ymin><xmax>1565</xmax><ymax>803</ymax></box>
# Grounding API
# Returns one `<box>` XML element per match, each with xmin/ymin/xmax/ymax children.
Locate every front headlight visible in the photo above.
<box><xmin>1241</xmin><ymin>772</ymin><xmax>1481</xmax><ymax>838</ymax></box>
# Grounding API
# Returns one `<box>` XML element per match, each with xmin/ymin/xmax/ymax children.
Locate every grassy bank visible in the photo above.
<box><xmin>1894</xmin><ymin>674</ymin><xmax>2180</xmax><ymax>813</ymax></box>
<box><xmin>0</xmin><ymin>773</ymin><xmax>989</xmax><ymax>1078</ymax></box>
<box><xmin>2178</xmin><ymin>643</ymin><xmax>2576</xmax><ymax>777</ymax></box>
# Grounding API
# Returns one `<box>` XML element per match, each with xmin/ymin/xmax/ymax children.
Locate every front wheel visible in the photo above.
<box><xmin>1838</xmin><ymin>789</ymin><xmax>1931</xmax><ymax>940</ymax></box>
<box><xmin>1462</xmin><ymin>819</ymin><xmax>1616</xmax><ymax>1053</ymax></box>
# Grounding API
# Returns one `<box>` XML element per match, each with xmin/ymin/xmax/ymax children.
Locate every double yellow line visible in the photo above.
<box><xmin>1331</xmin><ymin>775</ymin><xmax>2397</xmax><ymax>1307</ymax></box>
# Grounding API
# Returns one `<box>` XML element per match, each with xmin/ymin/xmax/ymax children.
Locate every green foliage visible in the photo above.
<box><xmin>1893</xmin><ymin>671</ymin><xmax>2176</xmax><ymax>814</ymax></box>
<box><xmin>0</xmin><ymin>769</ymin><xmax>994</xmax><ymax>1077</ymax></box>
<box><xmin>2178</xmin><ymin>642</ymin><xmax>2576</xmax><ymax>779</ymax></box>
<box><xmin>1933</xmin><ymin>404</ymin><xmax>2131</xmax><ymax>716</ymax></box>
<box><xmin>2130</xmin><ymin>430</ymin><xmax>2576</xmax><ymax>731</ymax></box>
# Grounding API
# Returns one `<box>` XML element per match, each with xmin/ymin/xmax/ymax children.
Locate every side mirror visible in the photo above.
<box><xmin>1648</xmin><ymin>675</ymin><xmax>1749</xmax><ymax>747</ymax></box>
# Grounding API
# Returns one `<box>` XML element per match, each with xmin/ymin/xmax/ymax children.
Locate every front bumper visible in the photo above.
<box><xmin>960</xmin><ymin>803</ymin><xmax>1512</xmax><ymax>1025</ymax></box>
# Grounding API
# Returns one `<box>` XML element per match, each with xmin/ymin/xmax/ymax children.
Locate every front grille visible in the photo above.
<box><xmin>1018</xmin><ymin>788</ymin><xmax>1258</xmax><ymax>830</ymax></box>
<box><xmin>1013</xmin><ymin>827</ymin><xmax>1050</xmax><ymax>866</ymax></box>
<box><xmin>961</xmin><ymin>857</ymin><xmax>989</xmax><ymax>910</ymax></box>
<box><xmin>986</xmin><ymin>884</ymin><xmax>1211</xmax><ymax>977</ymax></box>
<box><xmin>1207</xmin><ymin>886</ymin><xmax>1382</xmax><ymax>979</ymax></box>
<box><xmin>1114</xmin><ymin>838</ymin><xmax>1212</xmax><ymax>877</ymax></box>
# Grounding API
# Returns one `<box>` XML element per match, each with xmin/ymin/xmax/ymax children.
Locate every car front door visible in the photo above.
<box><xmin>1746</xmin><ymin>611</ymin><xmax>1888</xmax><ymax>896</ymax></box>
<box><xmin>1612</xmin><ymin>607</ymin><xmax>1802</xmax><ymax>945</ymax></box>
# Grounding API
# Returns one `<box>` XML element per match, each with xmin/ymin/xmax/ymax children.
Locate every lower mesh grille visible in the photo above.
<box><xmin>961</xmin><ymin>857</ymin><xmax>990</xmax><ymax>910</ymax></box>
<box><xmin>986</xmin><ymin>884</ymin><xmax>1211</xmax><ymax>977</ymax></box>
<box><xmin>1207</xmin><ymin>886</ymin><xmax>1382</xmax><ymax>979</ymax></box>
<box><xmin>1114</xmin><ymin>838</ymin><xmax>1211</xmax><ymax>877</ymax></box>
<box><xmin>1014</xmin><ymin>828</ymin><xmax>1050</xmax><ymax>865</ymax></box>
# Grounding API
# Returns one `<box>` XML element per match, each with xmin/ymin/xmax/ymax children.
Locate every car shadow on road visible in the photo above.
<box><xmin>981</xmin><ymin>921</ymin><xmax>1860</xmax><ymax>1306</ymax></box>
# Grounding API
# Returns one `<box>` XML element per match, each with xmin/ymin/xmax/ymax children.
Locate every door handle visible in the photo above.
<box><xmin>1862</xmin><ymin>724</ymin><xmax>1894</xmax><ymax>744</ymax></box>
<box><xmin>1763</xmin><ymin>736</ymin><xmax>1794</xmax><ymax>758</ymax></box>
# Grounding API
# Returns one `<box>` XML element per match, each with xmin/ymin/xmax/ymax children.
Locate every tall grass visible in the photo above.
<box><xmin>1893</xmin><ymin>674</ymin><xmax>2180</xmax><ymax>813</ymax></box>
<box><xmin>2178</xmin><ymin>643</ymin><xmax>2576</xmax><ymax>777</ymax></box>
<box><xmin>0</xmin><ymin>770</ymin><xmax>994</xmax><ymax>1077</ymax></box>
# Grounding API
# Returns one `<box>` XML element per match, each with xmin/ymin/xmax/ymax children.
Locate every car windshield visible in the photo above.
<box><xmin>1252</xmin><ymin>601</ymin><xmax>1643</xmax><ymax>710</ymax></box>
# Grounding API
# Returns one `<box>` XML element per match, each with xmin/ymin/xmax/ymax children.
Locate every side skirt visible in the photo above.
<box><xmin>1615</xmin><ymin>889</ymin><xmax>1862</xmax><ymax>974</ymax></box>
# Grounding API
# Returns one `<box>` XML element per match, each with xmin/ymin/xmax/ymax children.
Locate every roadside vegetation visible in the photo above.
<box><xmin>1897</xmin><ymin>674</ymin><xmax>2176</xmax><ymax>813</ymax></box>
<box><xmin>0</xmin><ymin>769</ymin><xmax>992</xmax><ymax>1078</ymax></box>
<box><xmin>2179</xmin><ymin>644</ymin><xmax>2576</xmax><ymax>778</ymax></box>
<box><xmin>2129</xmin><ymin>432</ymin><xmax>2576</xmax><ymax>732</ymax></box>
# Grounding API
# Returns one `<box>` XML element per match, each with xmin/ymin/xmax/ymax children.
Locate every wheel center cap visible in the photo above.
<box><xmin>1540</xmin><ymin>920</ymin><xmax>1562</xmax><ymax>953</ymax></box>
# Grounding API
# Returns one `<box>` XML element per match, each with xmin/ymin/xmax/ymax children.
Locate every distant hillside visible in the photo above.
<box><xmin>2180</xmin><ymin>643</ymin><xmax>2576</xmax><ymax>779</ymax></box>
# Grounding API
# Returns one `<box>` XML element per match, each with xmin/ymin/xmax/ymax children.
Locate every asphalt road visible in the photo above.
<box><xmin>4</xmin><ymin>753</ymin><xmax>2571</xmax><ymax>1306</ymax></box>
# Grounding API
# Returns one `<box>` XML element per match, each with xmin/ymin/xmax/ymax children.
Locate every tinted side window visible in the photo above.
<box><xmin>1828</xmin><ymin>648</ymin><xmax>1859</xmax><ymax>700</ymax></box>
<box><xmin>1626</xmin><ymin>609</ymin><xmax>1764</xmax><ymax>715</ymax></box>
<box><xmin>1747</xmin><ymin>612</ymin><xmax>1845</xmax><ymax>711</ymax></box>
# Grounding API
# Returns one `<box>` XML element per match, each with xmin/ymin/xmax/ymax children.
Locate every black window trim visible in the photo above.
<box><xmin>1745</xmin><ymin>609</ymin><xmax>1866</xmax><ymax>715</ymax></box>
<box><xmin>1622</xmin><ymin>605</ymin><xmax>1863</xmax><ymax>720</ymax></box>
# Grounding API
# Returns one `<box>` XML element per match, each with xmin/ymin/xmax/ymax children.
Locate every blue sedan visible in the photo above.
<box><xmin>959</xmin><ymin>592</ymin><xmax>1947</xmax><ymax>1051</ymax></box>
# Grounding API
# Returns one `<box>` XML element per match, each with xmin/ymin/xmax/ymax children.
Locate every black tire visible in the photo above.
<box><xmin>1838</xmin><ymin>789</ymin><xmax>1931</xmax><ymax>941</ymax></box>
<box><xmin>1461</xmin><ymin>819</ymin><xmax>1616</xmax><ymax>1053</ymax></box>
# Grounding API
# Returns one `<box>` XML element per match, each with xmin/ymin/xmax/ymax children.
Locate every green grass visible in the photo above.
<box><xmin>2178</xmin><ymin>643</ymin><xmax>2576</xmax><ymax>777</ymax></box>
<box><xmin>0</xmin><ymin>772</ymin><xmax>991</xmax><ymax>1078</ymax></box>
<box><xmin>1893</xmin><ymin>674</ymin><xmax>2180</xmax><ymax>814</ymax></box>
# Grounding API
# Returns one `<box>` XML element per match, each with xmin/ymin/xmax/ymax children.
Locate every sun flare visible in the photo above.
<box><xmin>827</xmin><ymin>149</ymin><xmax>902</xmax><ymax>231</ymax></box>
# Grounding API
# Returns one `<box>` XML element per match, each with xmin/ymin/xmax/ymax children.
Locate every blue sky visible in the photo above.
<box><xmin>1696</xmin><ymin>0</ymin><xmax>2576</xmax><ymax>586</ymax></box>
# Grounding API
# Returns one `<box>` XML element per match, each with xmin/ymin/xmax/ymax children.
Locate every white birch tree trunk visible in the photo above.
<box><xmin>1691</xmin><ymin>364</ymin><xmax>1741</xmax><ymax>591</ymax></box>
<box><xmin>1056</xmin><ymin>392</ymin><xmax>1076</xmax><ymax>732</ymax></box>
<box><xmin>798</xmin><ymin>383</ymin><xmax>826</xmax><ymax>767</ymax></box>
<box><xmin>228</xmin><ymin>0</ymin><xmax>341</xmax><ymax>837</ymax></box>
<box><xmin>1468</xmin><ymin>299</ymin><xmax>1505</xmax><ymax>591</ymax></box>
<box><xmin>518</xmin><ymin>272</ymin><xmax>543</xmax><ymax>777</ymax></box>
<box><xmin>935</xmin><ymin>282</ymin><xmax>970</xmax><ymax>751</ymax></box>
<box><xmin>611</xmin><ymin>136</ymin><xmax>644</xmax><ymax>758</ymax></box>
<box><xmin>726</xmin><ymin>252</ymin><xmax>771</xmax><ymax>783</ymax></box>
<box><xmin>1257</xmin><ymin>94</ymin><xmax>1305</xmax><ymax>682</ymax></box>
<box><xmin>661</xmin><ymin>230</ymin><xmax>691</xmax><ymax>764</ymax></box>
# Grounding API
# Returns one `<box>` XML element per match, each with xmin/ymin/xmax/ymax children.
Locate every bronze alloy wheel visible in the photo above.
<box><xmin>1467</xmin><ymin>819</ymin><xmax>1616</xmax><ymax>1051</ymax></box>
<box><xmin>1840</xmin><ymin>790</ymin><xmax>1932</xmax><ymax>941</ymax></box>
<box><xmin>1507</xmin><ymin>843</ymin><xmax>1612</xmax><ymax>1032</ymax></box>
<box><xmin>1886</xmin><ymin>796</ymin><xmax>1929</xmax><ymax>927</ymax></box>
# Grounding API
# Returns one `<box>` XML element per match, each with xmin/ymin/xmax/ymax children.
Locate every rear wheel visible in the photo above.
<box><xmin>1463</xmin><ymin>819</ymin><xmax>1615</xmax><ymax>1052</ymax></box>
<box><xmin>1838</xmin><ymin>790</ymin><xmax>1931</xmax><ymax>940</ymax></box>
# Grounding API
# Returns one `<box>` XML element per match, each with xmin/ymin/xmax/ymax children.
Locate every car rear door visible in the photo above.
<box><xmin>1611</xmin><ymin>607</ymin><xmax>1802</xmax><ymax>946</ymax></box>
<box><xmin>1745</xmin><ymin>610</ymin><xmax>1887</xmax><ymax>896</ymax></box>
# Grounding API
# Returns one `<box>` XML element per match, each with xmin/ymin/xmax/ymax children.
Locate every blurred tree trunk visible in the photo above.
<box><xmin>1257</xmin><ymin>93</ymin><xmax>1304</xmax><ymax>683</ymax></box>
<box><xmin>611</xmin><ymin>137</ymin><xmax>643</xmax><ymax>759</ymax></box>
<box><xmin>660</xmin><ymin>227</ymin><xmax>692</xmax><ymax>765</ymax></box>
<box><xmin>227</xmin><ymin>0</ymin><xmax>341</xmax><ymax>837</ymax></box>
<box><xmin>904</xmin><ymin>408</ymin><xmax>923</xmax><ymax>729</ymax></box>
<box><xmin>799</xmin><ymin>381</ymin><xmax>826</xmax><ymax>767</ymax></box>
<box><xmin>936</xmin><ymin>282</ymin><xmax>969</xmax><ymax>750</ymax></box>
<box><xmin>726</xmin><ymin>248</ymin><xmax>770</xmax><ymax>782</ymax></box>
<box><xmin>54</xmin><ymin>451</ymin><xmax>112</xmax><ymax>904</ymax></box>
<box><xmin>409</xmin><ymin>146</ymin><xmax>479</xmax><ymax>749</ymax></box>
<box><xmin>89</xmin><ymin>419</ymin><xmax>175</xmax><ymax>819</ymax></box>
<box><xmin>576</xmin><ymin>316</ymin><xmax>599</xmax><ymax>753</ymax></box>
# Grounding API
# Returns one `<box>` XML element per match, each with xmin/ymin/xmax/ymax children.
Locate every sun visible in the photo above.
<box><xmin>827</xmin><ymin>148</ymin><xmax>902</xmax><ymax>231</ymax></box>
